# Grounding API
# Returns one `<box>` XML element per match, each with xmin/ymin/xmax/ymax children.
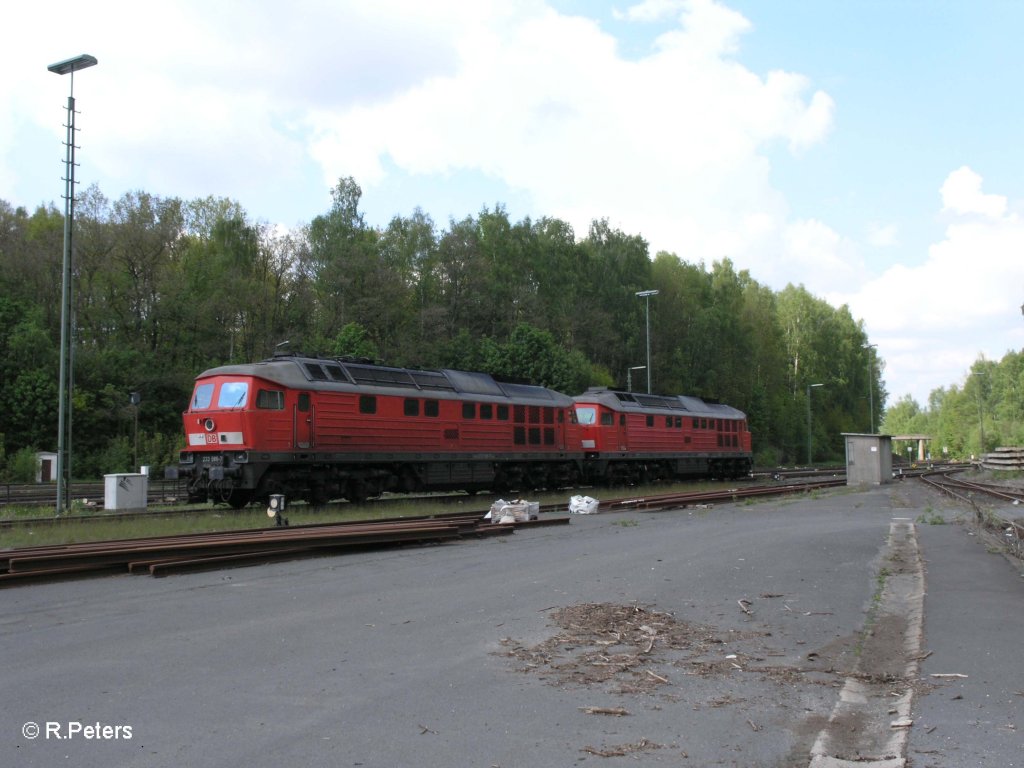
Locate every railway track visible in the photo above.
<box><xmin>0</xmin><ymin>510</ymin><xmax>569</xmax><ymax>585</ymax></box>
<box><xmin>0</xmin><ymin>479</ymin><xmax>843</xmax><ymax>587</ymax></box>
<box><xmin>0</xmin><ymin>479</ymin><xmax>185</xmax><ymax>508</ymax></box>
<box><xmin>920</xmin><ymin>469</ymin><xmax>1024</xmax><ymax>558</ymax></box>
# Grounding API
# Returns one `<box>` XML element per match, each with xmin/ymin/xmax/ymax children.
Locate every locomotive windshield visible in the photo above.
<box><xmin>218</xmin><ymin>381</ymin><xmax>249</xmax><ymax>408</ymax></box>
<box><xmin>191</xmin><ymin>383</ymin><xmax>214</xmax><ymax>410</ymax></box>
<box><xmin>575</xmin><ymin>406</ymin><xmax>597</xmax><ymax>425</ymax></box>
<box><xmin>190</xmin><ymin>381</ymin><xmax>249</xmax><ymax>410</ymax></box>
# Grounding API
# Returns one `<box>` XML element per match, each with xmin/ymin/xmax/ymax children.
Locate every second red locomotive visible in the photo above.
<box><xmin>572</xmin><ymin>387</ymin><xmax>752</xmax><ymax>483</ymax></box>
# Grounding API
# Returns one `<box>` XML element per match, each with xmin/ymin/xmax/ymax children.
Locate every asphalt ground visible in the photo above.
<box><xmin>1</xmin><ymin>480</ymin><xmax>1021</xmax><ymax>767</ymax></box>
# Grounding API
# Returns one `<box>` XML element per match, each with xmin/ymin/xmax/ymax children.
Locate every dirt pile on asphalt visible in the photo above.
<box><xmin>498</xmin><ymin>601</ymin><xmax>833</xmax><ymax>696</ymax></box>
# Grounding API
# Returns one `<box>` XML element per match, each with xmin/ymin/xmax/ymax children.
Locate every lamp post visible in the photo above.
<box><xmin>626</xmin><ymin>366</ymin><xmax>645</xmax><ymax>393</ymax></box>
<box><xmin>864</xmin><ymin>343</ymin><xmax>877</xmax><ymax>433</ymax></box>
<box><xmin>806</xmin><ymin>382</ymin><xmax>824</xmax><ymax>465</ymax></box>
<box><xmin>635</xmin><ymin>290</ymin><xmax>659</xmax><ymax>393</ymax></box>
<box><xmin>48</xmin><ymin>54</ymin><xmax>98</xmax><ymax>515</ymax></box>
<box><xmin>130</xmin><ymin>391</ymin><xmax>141</xmax><ymax>470</ymax></box>
<box><xmin>971</xmin><ymin>370</ymin><xmax>987</xmax><ymax>457</ymax></box>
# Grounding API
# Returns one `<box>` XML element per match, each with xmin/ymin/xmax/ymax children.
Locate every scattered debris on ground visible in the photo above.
<box><xmin>498</xmin><ymin>601</ymin><xmax>828</xmax><ymax>696</ymax></box>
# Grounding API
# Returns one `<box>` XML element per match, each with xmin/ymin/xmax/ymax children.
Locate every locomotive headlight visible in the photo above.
<box><xmin>203</xmin><ymin>418</ymin><xmax>216</xmax><ymax>432</ymax></box>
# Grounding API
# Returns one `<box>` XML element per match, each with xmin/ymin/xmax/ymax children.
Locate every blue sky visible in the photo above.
<box><xmin>3</xmin><ymin>0</ymin><xmax>1023</xmax><ymax>409</ymax></box>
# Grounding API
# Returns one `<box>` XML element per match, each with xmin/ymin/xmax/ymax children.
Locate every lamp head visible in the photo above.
<box><xmin>48</xmin><ymin>54</ymin><xmax>98</xmax><ymax>76</ymax></box>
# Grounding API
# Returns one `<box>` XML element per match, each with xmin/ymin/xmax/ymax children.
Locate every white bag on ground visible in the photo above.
<box><xmin>569</xmin><ymin>495</ymin><xmax>600</xmax><ymax>514</ymax></box>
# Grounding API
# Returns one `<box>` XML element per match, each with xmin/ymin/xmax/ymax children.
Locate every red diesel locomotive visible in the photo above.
<box><xmin>572</xmin><ymin>387</ymin><xmax>752</xmax><ymax>483</ymax></box>
<box><xmin>171</xmin><ymin>353</ymin><xmax>584</xmax><ymax>507</ymax></box>
<box><xmin>171</xmin><ymin>354</ymin><xmax>754</xmax><ymax>507</ymax></box>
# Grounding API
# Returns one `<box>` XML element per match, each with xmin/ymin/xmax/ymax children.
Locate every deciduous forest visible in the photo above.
<box><xmin>6</xmin><ymin>174</ymin><xmax>1011</xmax><ymax>481</ymax></box>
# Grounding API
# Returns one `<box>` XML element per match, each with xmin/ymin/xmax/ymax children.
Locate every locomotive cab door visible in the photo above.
<box><xmin>295</xmin><ymin>392</ymin><xmax>313</xmax><ymax>448</ymax></box>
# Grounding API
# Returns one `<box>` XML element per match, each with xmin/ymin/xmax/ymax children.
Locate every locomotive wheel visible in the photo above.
<box><xmin>345</xmin><ymin>480</ymin><xmax>368</xmax><ymax>504</ymax></box>
<box><xmin>227</xmin><ymin>489</ymin><xmax>254</xmax><ymax>509</ymax></box>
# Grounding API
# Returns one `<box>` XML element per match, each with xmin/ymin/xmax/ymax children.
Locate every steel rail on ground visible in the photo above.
<box><xmin>919</xmin><ymin>469</ymin><xmax>1024</xmax><ymax>558</ymax></box>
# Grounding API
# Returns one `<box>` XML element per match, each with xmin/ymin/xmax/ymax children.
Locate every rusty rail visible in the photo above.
<box><xmin>0</xmin><ymin>512</ymin><xmax>565</xmax><ymax>586</ymax></box>
<box><xmin>920</xmin><ymin>470</ymin><xmax>1024</xmax><ymax>559</ymax></box>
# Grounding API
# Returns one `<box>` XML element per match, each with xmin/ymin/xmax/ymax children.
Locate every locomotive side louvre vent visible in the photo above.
<box><xmin>323</xmin><ymin>363</ymin><xmax>349</xmax><ymax>382</ymax></box>
<box><xmin>303</xmin><ymin>363</ymin><xmax>328</xmax><ymax>381</ymax></box>
<box><xmin>410</xmin><ymin>370</ymin><xmax>456</xmax><ymax>392</ymax></box>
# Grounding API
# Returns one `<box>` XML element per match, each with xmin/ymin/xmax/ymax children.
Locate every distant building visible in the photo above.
<box><xmin>842</xmin><ymin>434</ymin><xmax>892</xmax><ymax>486</ymax></box>
<box><xmin>36</xmin><ymin>451</ymin><xmax>58</xmax><ymax>483</ymax></box>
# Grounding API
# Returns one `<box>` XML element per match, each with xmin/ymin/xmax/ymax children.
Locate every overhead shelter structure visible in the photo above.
<box><xmin>892</xmin><ymin>434</ymin><xmax>931</xmax><ymax>462</ymax></box>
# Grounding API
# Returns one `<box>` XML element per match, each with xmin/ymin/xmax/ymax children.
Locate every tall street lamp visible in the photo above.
<box><xmin>130</xmin><ymin>391</ymin><xmax>142</xmax><ymax>470</ymax></box>
<box><xmin>971</xmin><ymin>370</ymin><xmax>987</xmax><ymax>457</ymax></box>
<box><xmin>806</xmin><ymin>382</ymin><xmax>824</xmax><ymax>465</ymax></box>
<box><xmin>626</xmin><ymin>366</ymin><xmax>645</xmax><ymax>393</ymax></box>
<box><xmin>864</xmin><ymin>343</ymin><xmax>877</xmax><ymax>433</ymax></box>
<box><xmin>48</xmin><ymin>53</ymin><xmax>98</xmax><ymax>515</ymax></box>
<box><xmin>635</xmin><ymin>290</ymin><xmax>659</xmax><ymax>393</ymax></box>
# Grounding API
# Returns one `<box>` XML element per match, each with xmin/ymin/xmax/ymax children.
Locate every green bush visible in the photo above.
<box><xmin>6</xmin><ymin>446</ymin><xmax>39</xmax><ymax>483</ymax></box>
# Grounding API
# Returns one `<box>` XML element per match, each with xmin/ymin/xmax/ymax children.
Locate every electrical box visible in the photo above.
<box><xmin>104</xmin><ymin>473</ymin><xmax>148</xmax><ymax>511</ymax></box>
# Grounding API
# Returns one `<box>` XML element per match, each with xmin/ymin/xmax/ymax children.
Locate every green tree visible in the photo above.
<box><xmin>480</xmin><ymin>323</ymin><xmax>593</xmax><ymax>394</ymax></box>
<box><xmin>330</xmin><ymin>322</ymin><xmax>379</xmax><ymax>360</ymax></box>
<box><xmin>305</xmin><ymin>177</ymin><xmax>381</xmax><ymax>348</ymax></box>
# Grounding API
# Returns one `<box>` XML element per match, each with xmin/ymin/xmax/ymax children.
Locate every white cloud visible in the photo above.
<box><xmin>940</xmin><ymin>165</ymin><xmax>1007</xmax><ymax>217</ymax></box>
<box><xmin>307</xmin><ymin>0</ymin><xmax>833</xmax><ymax>278</ymax></box>
<box><xmin>840</xmin><ymin>167</ymin><xmax>1024</xmax><ymax>404</ymax></box>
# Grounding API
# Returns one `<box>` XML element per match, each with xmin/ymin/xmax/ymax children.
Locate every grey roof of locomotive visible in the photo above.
<box><xmin>574</xmin><ymin>387</ymin><xmax>747</xmax><ymax>420</ymax></box>
<box><xmin>196</xmin><ymin>355</ymin><xmax>574</xmax><ymax>406</ymax></box>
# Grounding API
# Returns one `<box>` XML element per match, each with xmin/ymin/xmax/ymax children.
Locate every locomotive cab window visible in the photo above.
<box><xmin>576</xmin><ymin>407</ymin><xmax>597</xmax><ymax>425</ymax></box>
<box><xmin>218</xmin><ymin>381</ymin><xmax>249</xmax><ymax>408</ymax></box>
<box><xmin>600</xmin><ymin>412</ymin><xmax>615</xmax><ymax>426</ymax></box>
<box><xmin>256</xmin><ymin>389</ymin><xmax>284</xmax><ymax>410</ymax></box>
<box><xmin>191</xmin><ymin>383</ymin><xmax>214</xmax><ymax>410</ymax></box>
